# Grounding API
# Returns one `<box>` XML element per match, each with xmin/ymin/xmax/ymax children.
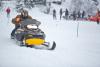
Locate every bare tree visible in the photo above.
<box><xmin>70</xmin><ymin>0</ymin><xmax>98</xmax><ymax>17</ymax></box>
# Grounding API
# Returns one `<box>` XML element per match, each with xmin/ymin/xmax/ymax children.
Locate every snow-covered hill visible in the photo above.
<box><xmin>0</xmin><ymin>1</ymin><xmax>100</xmax><ymax>67</ymax></box>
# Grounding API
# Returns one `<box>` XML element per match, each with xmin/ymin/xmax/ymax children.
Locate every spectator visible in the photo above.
<box><xmin>65</xmin><ymin>8</ymin><xmax>69</xmax><ymax>20</ymax></box>
<box><xmin>77</xmin><ymin>11</ymin><xmax>81</xmax><ymax>18</ymax></box>
<box><xmin>72</xmin><ymin>11</ymin><xmax>77</xmax><ymax>20</ymax></box>
<box><xmin>53</xmin><ymin>9</ymin><xmax>56</xmax><ymax>20</ymax></box>
<box><xmin>82</xmin><ymin>10</ymin><xmax>85</xmax><ymax>18</ymax></box>
<box><xmin>6</xmin><ymin>7</ymin><xmax>11</xmax><ymax>17</ymax></box>
<box><xmin>60</xmin><ymin>8</ymin><xmax>63</xmax><ymax>20</ymax></box>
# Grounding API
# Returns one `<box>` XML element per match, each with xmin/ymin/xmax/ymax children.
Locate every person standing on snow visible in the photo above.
<box><xmin>65</xmin><ymin>8</ymin><xmax>69</xmax><ymax>20</ymax></box>
<box><xmin>6</xmin><ymin>7</ymin><xmax>11</xmax><ymax>17</ymax></box>
<box><xmin>11</xmin><ymin>10</ymin><xmax>32</xmax><ymax>39</ymax></box>
<box><xmin>53</xmin><ymin>9</ymin><xmax>56</xmax><ymax>20</ymax></box>
<box><xmin>82</xmin><ymin>10</ymin><xmax>85</xmax><ymax>19</ymax></box>
<box><xmin>96</xmin><ymin>9</ymin><xmax>100</xmax><ymax>24</ymax></box>
<box><xmin>60</xmin><ymin>8</ymin><xmax>63</xmax><ymax>20</ymax></box>
<box><xmin>72</xmin><ymin>11</ymin><xmax>77</xmax><ymax>20</ymax></box>
<box><xmin>77</xmin><ymin>11</ymin><xmax>81</xmax><ymax>19</ymax></box>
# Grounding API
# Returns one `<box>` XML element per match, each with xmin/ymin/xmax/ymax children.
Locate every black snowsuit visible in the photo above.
<box><xmin>53</xmin><ymin>9</ymin><xmax>56</xmax><ymax>19</ymax></box>
<box><xmin>65</xmin><ymin>9</ymin><xmax>69</xmax><ymax>20</ymax></box>
<box><xmin>11</xmin><ymin>15</ymin><xmax>32</xmax><ymax>37</ymax></box>
<box><xmin>60</xmin><ymin>8</ymin><xmax>63</xmax><ymax>20</ymax></box>
<box><xmin>72</xmin><ymin>11</ymin><xmax>76</xmax><ymax>20</ymax></box>
<box><xmin>82</xmin><ymin>11</ymin><xmax>85</xmax><ymax>18</ymax></box>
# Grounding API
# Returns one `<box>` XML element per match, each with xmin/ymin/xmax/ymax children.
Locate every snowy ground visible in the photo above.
<box><xmin>0</xmin><ymin>1</ymin><xmax>100</xmax><ymax>67</ymax></box>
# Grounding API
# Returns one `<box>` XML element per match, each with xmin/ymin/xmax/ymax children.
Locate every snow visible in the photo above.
<box><xmin>0</xmin><ymin>1</ymin><xmax>100</xmax><ymax>67</ymax></box>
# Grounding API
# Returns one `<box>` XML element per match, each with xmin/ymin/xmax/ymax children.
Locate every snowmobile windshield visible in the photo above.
<box><xmin>20</xmin><ymin>19</ymin><xmax>41</xmax><ymax>28</ymax></box>
<box><xmin>27</xmin><ymin>24</ymin><xmax>38</xmax><ymax>29</ymax></box>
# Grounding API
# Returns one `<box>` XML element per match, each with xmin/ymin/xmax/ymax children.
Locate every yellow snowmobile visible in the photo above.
<box><xmin>12</xmin><ymin>19</ymin><xmax>56</xmax><ymax>50</ymax></box>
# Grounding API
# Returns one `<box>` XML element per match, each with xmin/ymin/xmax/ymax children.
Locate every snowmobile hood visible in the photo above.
<box><xmin>20</xmin><ymin>19</ymin><xmax>41</xmax><ymax>28</ymax></box>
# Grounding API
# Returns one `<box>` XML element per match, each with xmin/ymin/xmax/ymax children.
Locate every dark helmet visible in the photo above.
<box><xmin>21</xmin><ymin>10</ymin><xmax>28</xmax><ymax>17</ymax></box>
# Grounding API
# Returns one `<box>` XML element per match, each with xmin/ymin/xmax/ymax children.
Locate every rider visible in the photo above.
<box><xmin>11</xmin><ymin>10</ymin><xmax>32</xmax><ymax>39</ymax></box>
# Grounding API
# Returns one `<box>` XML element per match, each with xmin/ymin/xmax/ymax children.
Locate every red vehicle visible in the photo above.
<box><xmin>88</xmin><ymin>16</ymin><xmax>100</xmax><ymax>22</ymax></box>
<box><xmin>87</xmin><ymin>10</ymin><xmax>100</xmax><ymax>22</ymax></box>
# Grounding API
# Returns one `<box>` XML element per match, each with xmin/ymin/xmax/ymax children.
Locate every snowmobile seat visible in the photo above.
<box><xmin>24</xmin><ymin>34</ymin><xmax>44</xmax><ymax>39</ymax></box>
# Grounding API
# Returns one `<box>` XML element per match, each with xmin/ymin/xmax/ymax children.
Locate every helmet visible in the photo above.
<box><xmin>21</xmin><ymin>10</ymin><xmax>28</xmax><ymax>17</ymax></box>
<box><xmin>27</xmin><ymin>24</ymin><xmax>38</xmax><ymax>30</ymax></box>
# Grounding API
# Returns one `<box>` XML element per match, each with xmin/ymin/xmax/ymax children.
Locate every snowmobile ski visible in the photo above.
<box><xmin>48</xmin><ymin>41</ymin><xmax>56</xmax><ymax>50</ymax></box>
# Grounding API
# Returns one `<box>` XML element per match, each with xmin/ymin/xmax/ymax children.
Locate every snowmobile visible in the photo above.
<box><xmin>87</xmin><ymin>11</ymin><xmax>100</xmax><ymax>24</ymax></box>
<box><xmin>11</xmin><ymin>19</ymin><xmax>56</xmax><ymax>50</ymax></box>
